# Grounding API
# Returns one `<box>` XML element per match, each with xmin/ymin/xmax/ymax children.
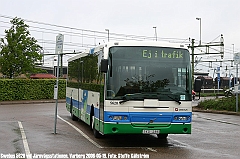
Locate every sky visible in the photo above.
<box><xmin>0</xmin><ymin>0</ymin><xmax>240</xmax><ymax>77</ymax></box>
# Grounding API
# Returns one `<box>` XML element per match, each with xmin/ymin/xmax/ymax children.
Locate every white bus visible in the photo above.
<box><xmin>66</xmin><ymin>41</ymin><xmax>193</xmax><ymax>139</ymax></box>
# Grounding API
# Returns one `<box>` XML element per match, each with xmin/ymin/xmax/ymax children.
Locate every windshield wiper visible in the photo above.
<box><xmin>119</xmin><ymin>93</ymin><xmax>143</xmax><ymax>104</ymax></box>
<box><xmin>165</xmin><ymin>94</ymin><xmax>181</xmax><ymax>105</ymax></box>
<box><xmin>119</xmin><ymin>98</ymin><xmax>129</xmax><ymax>104</ymax></box>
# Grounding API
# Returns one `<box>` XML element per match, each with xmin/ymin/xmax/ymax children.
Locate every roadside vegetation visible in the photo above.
<box><xmin>197</xmin><ymin>96</ymin><xmax>239</xmax><ymax>112</ymax></box>
<box><xmin>0</xmin><ymin>17</ymin><xmax>44</xmax><ymax>78</ymax></box>
<box><xmin>198</xmin><ymin>91</ymin><xmax>225</xmax><ymax>97</ymax></box>
<box><xmin>0</xmin><ymin>79</ymin><xmax>66</xmax><ymax>101</ymax></box>
<box><xmin>0</xmin><ymin>17</ymin><xmax>62</xmax><ymax>102</ymax></box>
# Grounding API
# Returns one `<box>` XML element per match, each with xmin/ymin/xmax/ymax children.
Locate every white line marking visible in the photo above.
<box><xmin>195</xmin><ymin>114</ymin><xmax>240</xmax><ymax>126</ymax></box>
<box><xmin>0</xmin><ymin>121</ymin><xmax>18</xmax><ymax>122</ymax></box>
<box><xmin>18</xmin><ymin>121</ymin><xmax>32</xmax><ymax>159</ymax></box>
<box><xmin>57</xmin><ymin>115</ymin><xmax>103</xmax><ymax>148</ymax></box>
<box><xmin>145</xmin><ymin>147</ymin><xmax>157</xmax><ymax>152</ymax></box>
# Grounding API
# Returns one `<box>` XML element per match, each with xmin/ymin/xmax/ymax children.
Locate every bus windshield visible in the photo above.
<box><xmin>106</xmin><ymin>46</ymin><xmax>192</xmax><ymax>101</ymax></box>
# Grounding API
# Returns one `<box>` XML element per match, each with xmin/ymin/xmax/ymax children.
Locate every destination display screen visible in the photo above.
<box><xmin>109</xmin><ymin>46</ymin><xmax>189</xmax><ymax>62</ymax></box>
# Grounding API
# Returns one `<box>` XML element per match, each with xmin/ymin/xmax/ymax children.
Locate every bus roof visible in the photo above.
<box><xmin>67</xmin><ymin>41</ymin><xmax>189</xmax><ymax>62</ymax></box>
<box><xmin>104</xmin><ymin>41</ymin><xmax>189</xmax><ymax>49</ymax></box>
<box><xmin>67</xmin><ymin>45</ymin><xmax>104</xmax><ymax>62</ymax></box>
<box><xmin>67</xmin><ymin>52</ymin><xmax>89</xmax><ymax>62</ymax></box>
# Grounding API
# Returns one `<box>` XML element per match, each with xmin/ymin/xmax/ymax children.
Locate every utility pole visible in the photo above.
<box><xmin>189</xmin><ymin>35</ymin><xmax>224</xmax><ymax>89</ymax></box>
<box><xmin>191</xmin><ymin>39</ymin><xmax>195</xmax><ymax>87</ymax></box>
<box><xmin>105</xmin><ymin>29</ymin><xmax>109</xmax><ymax>42</ymax></box>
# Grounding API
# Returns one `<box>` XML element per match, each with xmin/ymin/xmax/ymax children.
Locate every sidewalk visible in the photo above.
<box><xmin>0</xmin><ymin>99</ymin><xmax>66</xmax><ymax>105</ymax></box>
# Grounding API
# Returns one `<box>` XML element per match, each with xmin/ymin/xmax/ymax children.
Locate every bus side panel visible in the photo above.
<box><xmin>66</xmin><ymin>87</ymin><xmax>80</xmax><ymax>118</ymax></box>
<box><xmin>79</xmin><ymin>90</ymin><xmax>101</xmax><ymax>128</ymax></box>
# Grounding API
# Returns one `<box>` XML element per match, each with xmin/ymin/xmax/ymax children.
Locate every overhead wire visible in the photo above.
<box><xmin>1</xmin><ymin>14</ymin><xmax>240</xmax><ymax>73</ymax></box>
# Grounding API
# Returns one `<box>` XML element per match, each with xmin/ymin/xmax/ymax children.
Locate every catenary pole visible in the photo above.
<box><xmin>191</xmin><ymin>39</ymin><xmax>195</xmax><ymax>87</ymax></box>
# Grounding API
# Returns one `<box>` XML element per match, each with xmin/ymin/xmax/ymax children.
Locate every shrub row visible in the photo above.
<box><xmin>198</xmin><ymin>96</ymin><xmax>238</xmax><ymax>112</ymax></box>
<box><xmin>0</xmin><ymin>79</ymin><xmax>66</xmax><ymax>101</ymax></box>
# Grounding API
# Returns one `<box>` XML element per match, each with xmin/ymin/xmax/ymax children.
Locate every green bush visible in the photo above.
<box><xmin>198</xmin><ymin>96</ymin><xmax>238</xmax><ymax>112</ymax></box>
<box><xmin>0</xmin><ymin>79</ymin><xmax>66</xmax><ymax>101</ymax></box>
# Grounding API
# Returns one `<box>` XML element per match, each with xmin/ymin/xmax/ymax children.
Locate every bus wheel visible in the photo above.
<box><xmin>157</xmin><ymin>134</ymin><xmax>168</xmax><ymax>139</ymax></box>
<box><xmin>71</xmin><ymin>113</ymin><xmax>78</xmax><ymax>121</ymax></box>
<box><xmin>92</xmin><ymin>116</ymin><xmax>101</xmax><ymax>138</ymax></box>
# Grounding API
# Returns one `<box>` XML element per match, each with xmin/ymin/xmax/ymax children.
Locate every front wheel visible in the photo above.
<box><xmin>157</xmin><ymin>134</ymin><xmax>168</xmax><ymax>139</ymax></box>
<box><xmin>91</xmin><ymin>116</ymin><xmax>102</xmax><ymax>138</ymax></box>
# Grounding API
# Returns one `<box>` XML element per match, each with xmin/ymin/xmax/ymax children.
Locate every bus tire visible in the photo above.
<box><xmin>71</xmin><ymin>112</ymin><xmax>78</xmax><ymax>121</ymax></box>
<box><xmin>70</xmin><ymin>98</ymin><xmax>78</xmax><ymax>121</ymax></box>
<box><xmin>157</xmin><ymin>134</ymin><xmax>168</xmax><ymax>139</ymax></box>
<box><xmin>92</xmin><ymin>116</ymin><xmax>102</xmax><ymax>138</ymax></box>
<box><xmin>90</xmin><ymin>107</ymin><xmax>94</xmax><ymax>130</ymax></box>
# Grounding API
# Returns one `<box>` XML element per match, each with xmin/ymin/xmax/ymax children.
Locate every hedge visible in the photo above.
<box><xmin>0</xmin><ymin>79</ymin><xmax>66</xmax><ymax>101</ymax></box>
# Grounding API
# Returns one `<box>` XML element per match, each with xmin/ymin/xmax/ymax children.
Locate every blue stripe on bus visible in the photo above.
<box><xmin>66</xmin><ymin>97</ymin><xmax>99</xmax><ymax>118</ymax></box>
<box><xmin>104</xmin><ymin>111</ymin><xmax>192</xmax><ymax>123</ymax></box>
<box><xmin>66</xmin><ymin>97</ymin><xmax>82</xmax><ymax>109</ymax></box>
<box><xmin>94</xmin><ymin>107</ymin><xmax>100</xmax><ymax>118</ymax></box>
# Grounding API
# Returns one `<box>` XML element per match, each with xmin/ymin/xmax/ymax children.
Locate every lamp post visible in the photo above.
<box><xmin>232</xmin><ymin>44</ymin><xmax>234</xmax><ymax>62</ymax></box>
<box><xmin>153</xmin><ymin>26</ymin><xmax>157</xmax><ymax>41</ymax></box>
<box><xmin>196</xmin><ymin>18</ymin><xmax>201</xmax><ymax>45</ymax></box>
<box><xmin>105</xmin><ymin>29</ymin><xmax>109</xmax><ymax>42</ymax></box>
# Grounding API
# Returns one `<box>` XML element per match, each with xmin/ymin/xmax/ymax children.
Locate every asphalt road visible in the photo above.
<box><xmin>0</xmin><ymin>101</ymin><xmax>240</xmax><ymax>159</ymax></box>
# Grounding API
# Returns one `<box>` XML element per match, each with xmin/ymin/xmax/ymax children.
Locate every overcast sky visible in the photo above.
<box><xmin>1</xmin><ymin>0</ymin><xmax>240</xmax><ymax>76</ymax></box>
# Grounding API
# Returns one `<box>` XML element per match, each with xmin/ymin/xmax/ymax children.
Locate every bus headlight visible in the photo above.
<box><xmin>113</xmin><ymin>116</ymin><xmax>122</xmax><ymax>120</ymax></box>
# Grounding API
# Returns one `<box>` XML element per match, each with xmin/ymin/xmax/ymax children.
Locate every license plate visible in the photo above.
<box><xmin>142</xmin><ymin>130</ymin><xmax>160</xmax><ymax>134</ymax></box>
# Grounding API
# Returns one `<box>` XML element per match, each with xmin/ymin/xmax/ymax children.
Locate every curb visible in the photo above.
<box><xmin>0</xmin><ymin>99</ymin><xmax>66</xmax><ymax>105</ymax></box>
<box><xmin>193</xmin><ymin>108</ymin><xmax>240</xmax><ymax>116</ymax></box>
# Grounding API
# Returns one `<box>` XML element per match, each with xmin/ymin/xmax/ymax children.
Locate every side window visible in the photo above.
<box><xmin>177</xmin><ymin>68</ymin><xmax>186</xmax><ymax>88</ymax></box>
<box><xmin>67</xmin><ymin>59</ymin><xmax>81</xmax><ymax>88</ymax></box>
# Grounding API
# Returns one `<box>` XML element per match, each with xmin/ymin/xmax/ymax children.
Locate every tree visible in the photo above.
<box><xmin>0</xmin><ymin>17</ymin><xmax>43</xmax><ymax>78</ymax></box>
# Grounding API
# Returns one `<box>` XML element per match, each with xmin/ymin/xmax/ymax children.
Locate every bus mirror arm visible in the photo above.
<box><xmin>101</xmin><ymin>59</ymin><xmax>108</xmax><ymax>73</ymax></box>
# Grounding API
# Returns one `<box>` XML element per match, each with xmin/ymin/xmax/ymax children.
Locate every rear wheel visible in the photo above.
<box><xmin>71</xmin><ymin>112</ymin><xmax>78</xmax><ymax>121</ymax></box>
<box><xmin>70</xmin><ymin>98</ymin><xmax>77</xmax><ymax>121</ymax></box>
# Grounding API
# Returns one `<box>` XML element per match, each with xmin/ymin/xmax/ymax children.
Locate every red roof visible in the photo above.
<box><xmin>30</xmin><ymin>74</ymin><xmax>56</xmax><ymax>79</ymax></box>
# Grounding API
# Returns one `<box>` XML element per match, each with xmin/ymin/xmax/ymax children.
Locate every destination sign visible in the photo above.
<box><xmin>110</xmin><ymin>46</ymin><xmax>189</xmax><ymax>61</ymax></box>
<box><xmin>142</xmin><ymin>49</ymin><xmax>184</xmax><ymax>59</ymax></box>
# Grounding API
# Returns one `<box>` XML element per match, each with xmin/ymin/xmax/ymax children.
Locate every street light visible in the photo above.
<box><xmin>153</xmin><ymin>26</ymin><xmax>157</xmax><ymax>41</ymax></box>
<box><xmin>105</xmin><ymin>29</ymin><xmax>109</xmax><ymax>42</ymax></box>
<box><xmin>196</xmin><ymin>17</ymin><xmax>201</xmax><ymax>45</ymax></box>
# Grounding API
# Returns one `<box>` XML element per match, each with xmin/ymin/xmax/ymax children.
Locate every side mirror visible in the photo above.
<box><xmin>101</xmin><ymin>59</ymin><xmax>108</xmax><ymax>73</ymax></box>
<box><xmin>194</xmin><ymin>79</ymin><xmax>202</xmax><ymax>92</ymax></box>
